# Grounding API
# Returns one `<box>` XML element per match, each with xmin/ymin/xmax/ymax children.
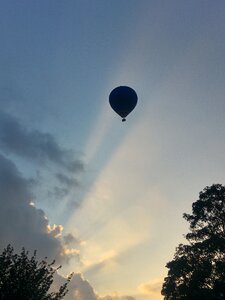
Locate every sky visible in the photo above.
<box><xmin>0</xmin><ymin>1</ymin><xmax>225</xmax><ymax>299</ymax></box>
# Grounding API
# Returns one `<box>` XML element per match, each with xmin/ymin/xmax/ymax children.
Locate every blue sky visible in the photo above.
<box><xmin>0</xmin><ymin>1</ymin><xmax>225</xmax><ymax>299</ymax></box>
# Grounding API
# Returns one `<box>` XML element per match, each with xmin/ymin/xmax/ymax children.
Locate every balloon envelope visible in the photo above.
<box><xmin>109</xmin><ymin>86</ymin><xmax>138</xmax><ymax>121</ymax></box>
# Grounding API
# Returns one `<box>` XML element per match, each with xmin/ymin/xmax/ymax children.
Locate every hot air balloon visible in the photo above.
<box><xmin>109</xmin><ymin>86</ymin><xmax>138</xmax><ymax>122</ymax></box>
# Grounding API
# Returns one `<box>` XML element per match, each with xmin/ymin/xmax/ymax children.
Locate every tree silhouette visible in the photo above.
<box><xmin>162</xmin><ymin>184</ymin><xmax>225</xmax><ymax>300</ymax></box>
<box><xmin>0</xmin><ymin>244</ymin><xmax>72</xmax><ymax>300</ymax></box>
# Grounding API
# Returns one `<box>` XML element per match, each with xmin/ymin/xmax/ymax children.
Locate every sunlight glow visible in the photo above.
<box><xmin>65</xmin><ymin>115</ymin><xmax>169</xmax><ymax>296</ymax></box>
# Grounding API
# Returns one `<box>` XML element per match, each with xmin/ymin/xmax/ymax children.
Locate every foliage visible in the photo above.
<box><xmin>0</xmin><ymin>244</ymin><xmax>72</xmax><ymax>300</ymax></box>
<box><xmin>161</xmin><ymin>184</ymin><xmax>225</xmax><ymax>300</ymax></box>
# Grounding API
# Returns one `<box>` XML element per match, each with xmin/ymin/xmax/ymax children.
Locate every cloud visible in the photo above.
<box><xmin>51</xmin><ymin>272</ymin><xmax>95</xmax><ymax>300</ymax></box>
<box><xmin>0</xmin><ymin>149</ymin><xmax>92</xmax><ymax>299</ymax></box>
<box><xmin>56</xmin><ymin>173</ymin><xmax>79</xmax><ymax>186</ymax></box>
<box><xmin>48</xmin><ymin>224</ymin><xmax>64</xmax><ymax>238</ymax></box>
<box><xmin>0</xmin><ymin>110</ymin><xmax>84</xmax><ymax>173</ymax></box>
<box><xmin>0</xmin><ymin>110</ymin><xmax>85</xmax><ymax>203</ymax></box>
<box><xmin>53</xmin><ymin>272</ymin><xmax>136</xmax><ymax>300</ymax></box>
<box><xmin>64</xmin><ymin>233</ymin><xmax>84</xmax><ymax>247</ymax></box>
<box><xmin>138</xmin><ymin>278</ymin><xmax>163</xmax><ymax>298</ymax></box>
<box><xmin>69</xmin><ymin>273</ymin><xmax>97</xmax><ymax>300</ymax></box>
<box><xmin>83</xmin><ymin>250</ymin><xmax>118</xmax><ymax>277</ymax></box>
<box><xmin>0</xmin><ymin>153</ymin><xmax>80</xmax><ymax>263</ymax></box>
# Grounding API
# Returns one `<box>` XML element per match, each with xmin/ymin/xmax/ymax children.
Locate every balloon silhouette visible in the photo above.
<box><xmin>109</xmin><ymin>86</ymin><xmax>138</xmax><ymax>122</ymax></box>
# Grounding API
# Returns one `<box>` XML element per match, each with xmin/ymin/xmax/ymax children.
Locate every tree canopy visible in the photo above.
<box><xmin>0</xmin><ymin>244</ymin><xmax>72</xmax><ymax>300</ymax></box>
<box><xmin>161</xmin><ymin>184</ymin><xmax>225</xmax><ymax>300</ymax></box>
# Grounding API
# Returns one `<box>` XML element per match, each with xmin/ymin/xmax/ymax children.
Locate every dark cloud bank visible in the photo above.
<box><xmin>0</xmin><ymin>153</ymin><xmax>63</xmax><ymax>260</ymax></box>
<box><xmin>0</xmin><ymin>110</ymin><xmax>84</xmax><ymax>258</ymax></box>
<box><xmin>0</xmin><ymin>111</ymin><xmax>84</xmax><ymax>201</ymax></box>
<box><xmin>0</xmin><ymin>111</ymin><xmax>84</xmax><ymax>172</ymax></box>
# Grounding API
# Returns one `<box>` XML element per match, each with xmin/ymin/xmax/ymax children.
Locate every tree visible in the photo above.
<box><xmin>161</xmin><ymin>184</ymin><xmax>225</xmax><ymax>300</ymax></box>
<box><xmin>0</xmin><ymin>244</ymin><xmax>72</xmax><ymax>300</ymax></box>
